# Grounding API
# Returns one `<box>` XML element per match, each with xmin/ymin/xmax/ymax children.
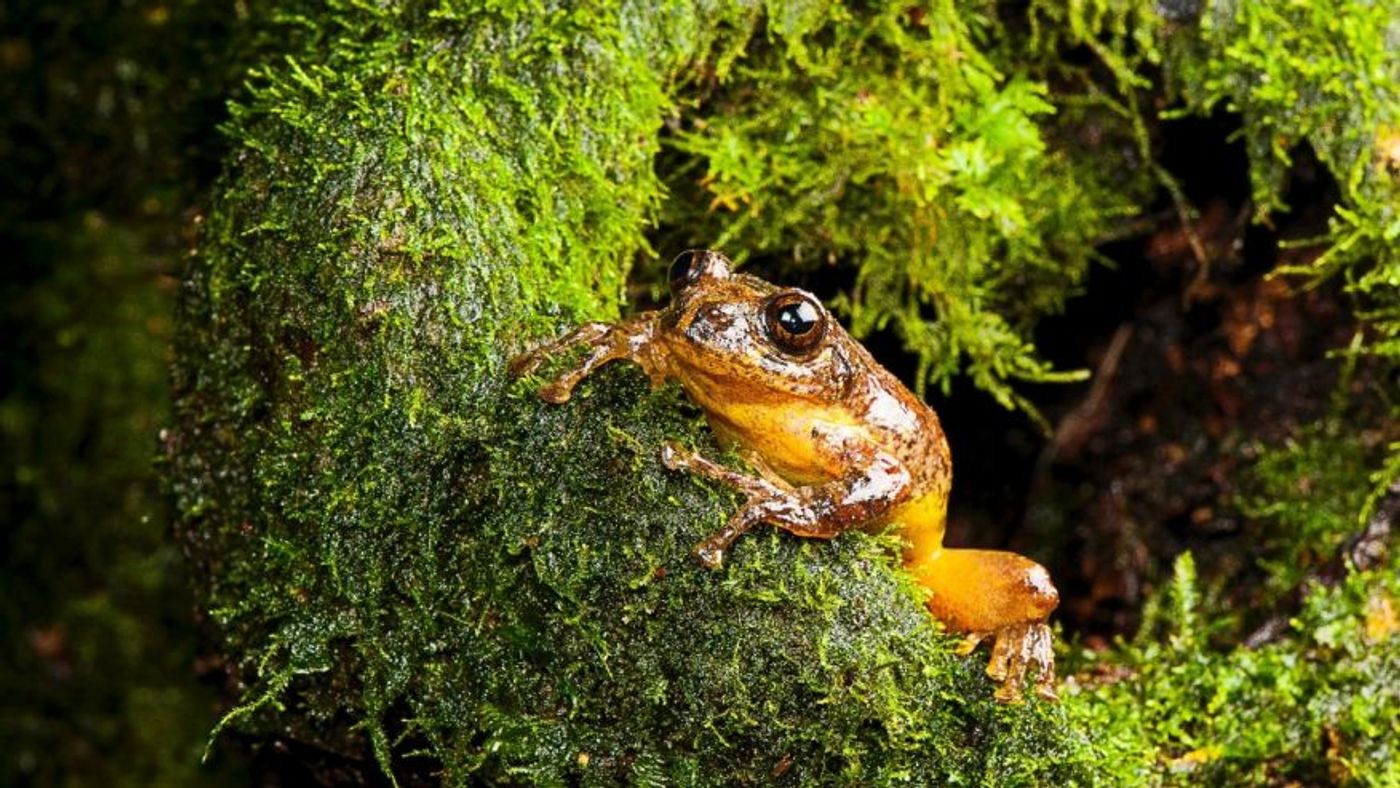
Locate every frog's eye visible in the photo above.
<box><xmin>669</xmin><ymin>249</ymin><xmax>732</xmax><ymax>296</ymax></box>
<box><xmin>669</xmin><ymin>250</ymin><xmax>703</xmax><ymax>295</ymax></box>
<box><xmin>764</xmin><ymin>291</ymin><xmax>827</xmax><ymax>355</ymax></box>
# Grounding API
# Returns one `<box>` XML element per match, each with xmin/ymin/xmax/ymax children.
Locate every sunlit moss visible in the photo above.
<box><xmin>660</xmin><ymin>2</ymin><xmax>1142</xmax><ymax>413</ymax></box>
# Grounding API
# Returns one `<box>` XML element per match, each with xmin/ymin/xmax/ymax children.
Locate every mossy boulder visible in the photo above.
<box><xmin>171</xmin><ymin>3</ymin><xmax>1085</xmax><ymax>783</ymax></box>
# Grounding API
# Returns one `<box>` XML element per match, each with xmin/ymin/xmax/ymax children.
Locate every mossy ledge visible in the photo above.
<box><xmin>170</xmin><ymin>3</ymin><xmax>1084</xmax><ymax>783</ymax></box>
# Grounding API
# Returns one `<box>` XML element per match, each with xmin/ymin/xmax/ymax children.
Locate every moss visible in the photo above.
<box><xmin>1021</xmin><ymin>0</ymin><xmax>1400</xmax><ymax>365</ymax></box>
<box><xmin>657</xmin><ymin>2</ymin><xmax>1142</xmax><ymax>413</ymax></box>
<box><xmin>1236</xmin><ymin>424</ymin><xmax>1382</xmax><ymax>603</ymax></box>
<box><xmin>1066</xmin><ymin>551</ymin><xmax>1400</xmax><ymax>785</ymax></box>
<box><xmin>172</xmin><ymin>1</ymin><xmax>1087</xmax><ymax>783</ymax></box>
<box><xmin>1055</xmin><ymin>417</ymin><xmax>1400</xmax><ymax>784</ymax></box>
<box><xmin>170</xmin><ymin>0</ymin><xmax>1400</xmax><ymax>783</ymax></box>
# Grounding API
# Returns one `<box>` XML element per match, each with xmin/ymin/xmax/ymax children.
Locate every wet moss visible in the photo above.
<box><xmin>170</xmin><ymin>0</ymin><xmax>1400</xmax><ymax>783</ymax></box>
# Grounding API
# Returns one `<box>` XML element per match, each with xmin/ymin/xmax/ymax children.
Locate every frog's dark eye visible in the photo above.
<box><xmin>669</xmin><ymin>249</ymin><xmax>732</xmax><ymax>296</ymax></box>
<box><xmin>764</xmin><ymin>291</ymin><xmax>827</xmax><ymax>355</ymax></box>
<box><xmin>669</xmin><ymin>251</ymin><xmax>701</xmax><ymax>295</ymax></box>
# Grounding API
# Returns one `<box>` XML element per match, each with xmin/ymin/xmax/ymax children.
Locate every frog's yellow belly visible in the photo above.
<box><xmin>678</xmin><ymin>372</ymin><xmax>948</xmax><ymax>551</ymax></box>
<box><xmin>696</xmin><ymin>394</ymin><xmax>947</xmax><ymax>542</ymax></box>
<box><xmin>700</xmin><ymin>400</ymin><xmax>849</xmax><ymax>486</ymax></box>
<box><xmin>892</xmin><ymin>491</ymin><xmax>947</xmax><ymax>558</ymax></box>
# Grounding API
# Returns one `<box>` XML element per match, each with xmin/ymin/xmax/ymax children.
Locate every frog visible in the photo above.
<box><xmin>510</xmin><ymin>250</ymin><xmax>1059</xmax><ymax>702</ymax></box>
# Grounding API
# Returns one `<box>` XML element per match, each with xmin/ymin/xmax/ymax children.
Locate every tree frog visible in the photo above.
<box><xmin>511</xmin><ymin>250</ymin><xmax>1059</xmax><ymax>702</ymax></box>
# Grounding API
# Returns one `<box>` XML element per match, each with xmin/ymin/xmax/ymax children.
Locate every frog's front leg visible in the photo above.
<box><xmin>910</xmin><ymin>549</ymin><xmax>1059</xmax><ymax>702</ymax></box>
<box><xmin>510</xmin><ymin>314</ymin><xmax>668</xmax><ymax>403</ymax></box>
<box><xmin>661</xmin><ymin>441</ymin><xmax>911</xmax><ymax>569</ymax></box>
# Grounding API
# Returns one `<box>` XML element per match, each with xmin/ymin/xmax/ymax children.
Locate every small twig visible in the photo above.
<box><xmin>1021</xmin><ymin>325</ymin><xmax>1134</xmax><ymax>537</ymax></box>
<box><xmin>1092</xmin><ymin>209</ymin><xmax>1178</xmax><ymax>245</ymax></box>
<box><xmin>1080</xmin><ymin>38</ymin><xmax>1210</xmax><ymax>308</ymax></box>
<box><xmin>1157</xmin><ymin>163</ymin><xmax>1211</xmax><ymax>308</ymax></box>
<box><xmin>1038</xmin><ymin>324</ymin><xmax>1134</xmax><ymax>471</ymax></box>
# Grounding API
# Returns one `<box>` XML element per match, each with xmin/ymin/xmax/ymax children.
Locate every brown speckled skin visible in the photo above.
<box><xmin>512</xmin><ymin>251</ymin><xmax>1059</xmax><ymax>702</ymax></box>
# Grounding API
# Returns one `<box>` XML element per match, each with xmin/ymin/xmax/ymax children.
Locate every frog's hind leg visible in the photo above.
<box><xmin>510</xmin><ymin>315</ymin><xmax>665</xmax><ymax>403</ymax></box>
<box><xmin>910</xmin><ymin>548</ymin><xmax>1060</xmax><ymax>702</ymax></box>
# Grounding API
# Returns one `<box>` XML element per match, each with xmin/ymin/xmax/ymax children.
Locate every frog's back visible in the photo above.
<box><xmin>843</xmin><ymin>358</ymin><xmax>952</xmax><ymax>552</ymax></box>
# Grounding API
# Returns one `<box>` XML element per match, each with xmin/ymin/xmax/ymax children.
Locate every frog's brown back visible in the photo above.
<box><xmin>833</xmin><ymin>340</ymin><xmax>951</xmax><ymax>491</ymax></box>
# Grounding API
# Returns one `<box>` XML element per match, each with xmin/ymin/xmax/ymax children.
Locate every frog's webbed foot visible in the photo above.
<box><xmin>662</xmin><ymin>440</ymin><xmax>910</xmax><ymax>569</ymax></box>
<box><xmin>509</xmin><ymin>316</ymin><xmax>663</xmax><ymax>404</ymax></box>
<box><xmin>960</xmin><ymin>622</ymin><xmax>1057</xmax><ymax>703</ymax></box>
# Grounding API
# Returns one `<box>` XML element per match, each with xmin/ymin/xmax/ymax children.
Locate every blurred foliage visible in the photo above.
<box><xmin>0</xmin><ymin>0</ymin><xmax>248</xmax><ymax>784</ymax></box>
<box><xmin>0</xmin><ymin>218</ymin><xmax>240</xmax><ymax>787</ymax></box>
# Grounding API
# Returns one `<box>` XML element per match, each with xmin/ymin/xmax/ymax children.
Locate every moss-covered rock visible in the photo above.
<box><xmin>172</xmin><ymin>2</ymin><xmax>1086</xmax><ymax>783</ymax></box>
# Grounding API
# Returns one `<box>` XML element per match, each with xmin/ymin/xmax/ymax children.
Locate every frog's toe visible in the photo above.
<box><xmin>660</xmin><ymin>441</ymin><xmax>687</xmax><ymax>470</ymax></box>
<box><xmin>1026</xmin><ymin>624</ymin><xmax>1058</xmax><ymax>701</ymax></box>
<box><xmin>986</xmin><ymin>627</ymin><xmax>1015</xmax><ymax>683</ymax></box>
<box><xmin>538</xmin><ymin>381</ymin><xmax>573</xmax><ymax>403</ymax></box>
<box><xmin>980</xmin><ymin>622</ymin><xmax>1057</xmax><ymax>704</ymax></box>
<box><xmin>694</xmin><ymin>543</ymin><xmax>724</xmax><ymax>569</ymax></box>
<box><xmin>507</xmin><ymin>350</ymin><xmax>541</xmax><ymax>378</ymax></box>
<box><xmin>954</xmin><ymin>632</ymin><xmax>987</xmax><ymax>656</ymax></box>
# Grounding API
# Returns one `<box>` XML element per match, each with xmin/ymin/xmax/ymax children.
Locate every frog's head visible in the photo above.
<box><xmin>659</xmin><ymin>250</ymin><xmax>856</xmax><ymax>400</ymax></box>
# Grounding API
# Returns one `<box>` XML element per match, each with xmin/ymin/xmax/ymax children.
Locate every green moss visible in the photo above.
<box><xmin>1165</xmin><ymin>1</ymin><xmax>1400</xmax><ymax>219</ymax></box>
<box><xmin>1236</xmin><ymin>424</ymin><xmax>1381</xmax><ymax>602</ymax></box>
<box><xmin>1021</xmin><ymin>0</ymin><xmax>1400</xmax><ymax>363</ymax></box>
<box><xmin>658</xmin><ymin>2</ymin><xmax>1141</xmax><ymax>413</ymax></box>
<box><xmin>170</xmin><ymin>0</ymin><xmax>1400</xmax><ymax>783</ymax></box>
<box><xmin>1066</xmin><ymin>551</ymin><xmax>1400</xmax><ymax>785</ymax></box>
<box><xmin>172</xmin><ymin>2</ymin><xmax>1087</xmax><ymax>783</ymax></box>
<box><xmin>1058</xmin><ymin>418</ymin><xmax>1400</xmax><ymax>784</ymax></box>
